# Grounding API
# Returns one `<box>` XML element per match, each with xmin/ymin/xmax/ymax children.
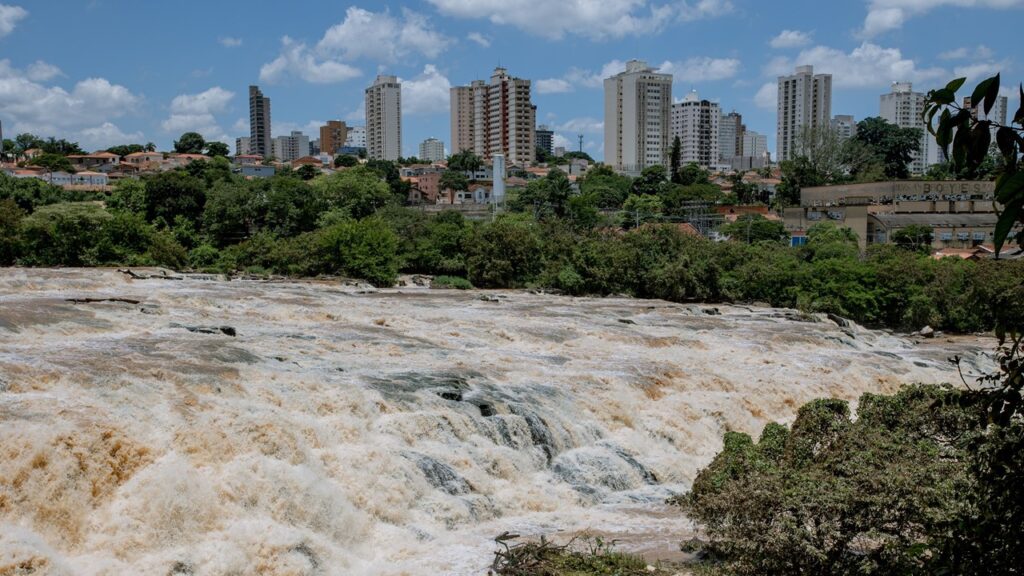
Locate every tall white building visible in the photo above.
<box><xmin>272</xmin><ymin>131</ymin><xmax>310</xmax><ymax>162</ymax></box>
<box><xmin>345</xmin><ymin>126</ymin><xmax>366</xmax><ymax>149</ymax></box>
<box><xmin>365</xmin><ymin>75</ymin><xmax>402</xmax><ymax>161</ymax></box>
<box><xmin>880</xmin><ymin>82</ymin><xmax>934</xmax><ymax>174</ymax></box>
<box><xmin>604</xmin><ymin>59</ymin><xmax>673</xmax><ymax>174</ymax></box>
<box><xmin>742</xmin><ymin>131</ymin><xmax>768</xmax><ymax>158</ymax></box>
<box><xmin>418</xmin><ymin>137</ymin><xmax>445</xmax><ymax>162</ymax></box>
<box><xmin>449</xmin><ymin>67</ymin><xmax>536</xmax><ymax>166</ymax></box>
<box><xmin>670</xmin><ymin>90</ymin><xmax>720</xmax><ymax>168</ymax></box>
<box><xmin>777</xmin><ymin>65</ymin><xmax>832</xmax><ymax>162</ymax></box>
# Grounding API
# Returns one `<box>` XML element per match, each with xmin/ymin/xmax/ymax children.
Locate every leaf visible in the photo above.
<box><xmin>970</xmin><ymin>122</ymin><xmax>992</xmax><ymax>167</ymax></box>
<box><xmin>993</xmin><ymin>200</ymin><xmax>1021</xmax><ymax>255</ymax></box>
<box><xmin>945</xmin><ymin>77</ymin><xmax>967</xmax><ymax>93</ymax></box>
<box><xmin>951</xmin><ymin>119</ymin><xmax>970</xmax><ymax>169</ymax></box>
<box><xmin>930</xmin><ymin>88</ymin><xmax>955</xmax><ymax>106</ymax></box>
<box><xmin>984</xmin><ymin>73</ymin><xmax>1001</xmax><ymax>116</ymax></box>
<box><xmin>995</xmin><ymin>171</ymin><xmax>1024</xmax><ymax>204</ymax></box>
<box><xmin>1015</xmin><ymin>83</ymin><xmax>1024</xmax><ymax>125</ymax></box>
<box><xmin>970</xmin><ymin>76</ymin><xmax>997</xmax><ymax>112</ymax></box>
<box><xmin>996</xmin><ymin>126</ymin><xmax>1017</xmax><ymax>160</ymax></box>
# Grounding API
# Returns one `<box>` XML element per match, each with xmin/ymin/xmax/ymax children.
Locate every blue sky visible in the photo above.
<box><xmin>0</xmin><ymin>0</ymin><xmax>1019</xmax><ymax>160</ymax></box>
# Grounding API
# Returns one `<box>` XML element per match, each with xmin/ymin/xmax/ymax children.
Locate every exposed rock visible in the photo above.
<box><xmin>170</xmin><ymin>323</ymin><xmax>236</xmax><ymax>337</ymax></box>
<box><xmin>66</xmin><ymin>297</ymin><xmax>142</xmax><ymax>305</ymax></box>
<box><xmin>920</xmin><ymin>325</ymin><xmax>935</xmax><ymax>338</ymax></box>
<box><xmin>702</xmin><ymin>308</ymin><xmax>721</xmax><ymax>316</ymax></box>
<box><xmin>827</xmin><ymin>313</ymin><xmax>850</xmax><ymax>328</ymax></box>
<box><xmin>617</xmin><ymin>318</ymin><xmax>637</xmax><ymax>325</ymax></box>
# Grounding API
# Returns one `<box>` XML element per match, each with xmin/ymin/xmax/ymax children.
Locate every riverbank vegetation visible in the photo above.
<box><xmin>2</xmin><ymin>167</ymin><xmax>1020</xmax><ymax>334</ymax></box>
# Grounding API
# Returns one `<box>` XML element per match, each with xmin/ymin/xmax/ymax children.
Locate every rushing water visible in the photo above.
<box><xmin>0</xmin><ymin>268</ymin><xmax>991</xmax><ymax>575</ymax></box>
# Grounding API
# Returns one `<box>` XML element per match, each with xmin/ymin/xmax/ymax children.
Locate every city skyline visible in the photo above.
<box><xmin>0</xmin><ymin>1</ymin><xmax>1019</xmax><ymax>160</ymax></box>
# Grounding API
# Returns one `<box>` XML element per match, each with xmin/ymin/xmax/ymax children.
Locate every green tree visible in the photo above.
<box><xmin>891</xmin><ymin>224</ymin><xmax>934</xmax><ymax>252</ymax></box>
<box><xmin>854</xmin><ymin>116</ymin><xmax>923</xmax><ymax>179</ymax></box>
<box><xmin>40</xmin><ymin>137</ymin><xmax>84</xmax><ymax>156</ymax></box>
<box><xmin>0</xmin><ymin>198</ymin><xmax>24</xmax><ymax>264</ymax></box>
<box><xmin>143</xmin><ymin>171</ymin><xmax>206</xmax><ymax>224</ymax></box>
<box><xmin>106</xmin><ymin>144</ymin><xmax>145</xmax><ymax>157</ymax></box>
<box><xmin>205</xmin><ymin>141</ymin><xmax>230</xmax><ymax>157</ymax></box>
<box><xmin>631</xmin><ymin>165</ymin><xmax>668</xmax><ymax>196</ymax></box>
<box><xmin>719</xmin><ymin>214</ymin><xmax>788</xmax><ymax>244</ymax></box>
<box><xmin>14</xmin><ymin>133</ymin><xmax>44</xmax><ymax>153</ymax></box>
<box><xmin>334</xmin><ymin>154</ymin><xmax>359</xmax><ymax>168</ymax></box>
<box><xmin>669</xmin><ymin>136</ymin><xmax>682</xmax><ymax>184</ymax></box>
<box><xmin>309</xmin><ymin>165</ymin><xmax>392</xmax><ymax>219</ymax></box>
<box><xmin>320</xmin><ymin>217</ymin><xmax>400</xmax><ymax>286</ymax></box>
<box><xmin>29</xmin><ymin>153</ymin><xmax>75</xmax><ymax>173</ymax></box>
<box><xmin>447</xmin><ymin>150</ymin><xmax>484</xmax><ymax>172</ymax></box>
<box><xmin>295</xmin><ymin>164</ymin><xmax>319</xmax><ymax>181</ymax></box>
<box><xmin>621</xmin><ymin>194</ymin><xmax>663</xmax><ymax>228</ymax></box>
<box><xmin>174</xmin><ymin>132</ymin><xmax>206</xmax><ymax>154</ymax></box>
<box><xmin>467</xmin><ymin>214</ymin><xmax>544</xmax><ymax>288</ymax></box>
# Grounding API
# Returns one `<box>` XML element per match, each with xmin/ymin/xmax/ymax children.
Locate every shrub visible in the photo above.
<box><xmin>467</xmin><ymin>214</ymin><xmax>544</xmax><ymax>288</ymax></box>
<box><xmin>320</xmin><ymin>217</ymin><xmax>400</xmax><ymax>286</ymax></box>
<box><xmin>431</xmin><ymin>276</ymin><xmax>473</xmax><ymax>290</ymax></box>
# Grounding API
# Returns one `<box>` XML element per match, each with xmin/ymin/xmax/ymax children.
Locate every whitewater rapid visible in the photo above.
<box><xmin>0</xmin><ymin>268</ymin><xmax>991</xmax><ymax>575</ymax></box>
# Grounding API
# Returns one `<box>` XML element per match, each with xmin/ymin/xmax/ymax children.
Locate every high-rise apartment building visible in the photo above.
<box><xmin>536</xmin><ymin>125</ymin><xmax>554</xmax><ymax>158</ymax></box>
<box><xmin>742</xmin><ymin>131</ymin><xmax>768</xmax><ymax>158</ymax></box>
<box><xmin>419</xmin><ymin>137</ymin><xmax>445</xmax><ymax>162</ymax></box>
<box><xmin>604</xmin><ymin>59</ymin><xmax>673</xmax><ymax>174</ymax></box>
<box><xmin>670</xmin><ymin>91</ymin><xmax>720</xmax><ymax>168</ymax></box>
<box><xmin>718</xmin><ymin>111</ymin><xmax>743</xmax><ymax>162</ymax></box>
<box><xmin>776</xmin><ymin>65</ymin><xmax>832</xmax><ymax>162</ymax></box>
<box><xmin>235</xmin><ymin>137</ymin><xmax>251</xmax><ymax>156</ymax></box>
<box><xmin>450</xmin><ymin>67</ymin><xmax>537</xmax><ymax>166</ymax></box>
<box><xmin>831</xmin><ymin>115</ymin><xmax>857</xmax><ymax>140</ymax></box>
<box><xmin>880</xmin><ymin>82</ymin><xmax>933</xmax><ymax>174</ymax></box>
<box><xmin>248</xmin><ymin>85</ymin><xmax>272</xmax><ymax>158</ymax></box>
<box><xmin>345</xmin><ymin>126</ymin><xmax>366</xmax><ymax>149</ymax></box>
<box><xmin>365</xmin><ymin>75</ymin><xmax>402</xmax><ymax>161</ymax></box>
<box><xmin>273</xmin><ymin>131</ymin><xmax>310</xmax><ymax>162</ymax></box>
<box><xmin>319</xmin><ymin>121</ymin><xmax>349</xmax><ymax>156</ymax></box>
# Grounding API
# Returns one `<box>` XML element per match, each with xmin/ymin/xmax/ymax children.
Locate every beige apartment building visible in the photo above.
<box><xmin>450</xmin><ymin>67</ymin><xmax>536</xmax><ymax>166</ymax></box>
<box><xmin>604</xmin><ymin>60</ymin><xmax>672</xmax><ymax>175</ymax></box>
<box><xmin>365</xmin><ymin>75</ymin><xmax>402</xmax><ymax>161</ymax></box>
<box><xmin>776</xmin><ymin>65</ymin><xmax>831</xmax><ymax>162</ymax></box>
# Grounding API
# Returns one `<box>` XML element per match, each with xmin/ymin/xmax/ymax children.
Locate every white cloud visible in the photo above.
<box><xmin>400</xmin><ymin>65</ymin><xmax>451</xmax><ymax>116</ymax></box>
<box><xmin>78</xmin><ymin>122</ymin><xmax>144</xmax><ymax>149</ymax></box>
<box><xmin>273</xmin><ymin>120</ymin><xmax>325</xmax><ymax>136</ymax></box>
<box><xmin>768</xmin><ymin>42</ymin><xmax>946</xmax><ymax>88</ymax></box>
<box><xmin>556</xmin><ymin>117</ymin><xmax>604</xmax><ymax>134</ymax></box>
<box><xmin>260</xmin><ymin>37</ymin><xmax>362</xmax><ymax>85</ymax></box>
<box><xmin>0</xmin><ymin>59</ymin><xmax>140</xmax><ymax>138</ymax></box>
<box><xmin>345</xmin><ymin>102</ymin><xmax>365</xmax><ymax>123</ymax></box>
<box><xmin>162</xmin><ymin>87</ymin><xmax>234</xmax><ymax>141</ymax></box>
<box><xmin>677</xmin><ymin>0</ymin><xmax>735</xmax><ymax>21</ymax></box>
<box><xmin>536</xmin><ymin>78</ymin><xmax>573</xmax><ymax>94</ymax></box>
<box><xmin>467</xmin><ymin>32</ymin><xmax>490</xmax><ymax>47</ymax></box>
<box><xmin>317</xmin><ymin>7</ymin><xmax>451</xmax><ymax>62</ymax></box>
<box><xmin>426</xmin><ymin>0</ymin><xmax>731</xmax><ymax>41</ymax></box>
<box><xmin>861</xmin><ymin>0</ymin><xmax>1024</xmax><ymax>37</ymax></box>
<box><xmin>552</xmin><ymin>133</ymin><xmax>572</xmax><ymax>149</ymax></box>
<box><xmin>939</xmin><ymin>45</ymin><xmax>994</xmax><ymax>60</ymax></box>
<box><xmin>232</xmin><ymin>117</ymin><xmax>248</xmax><ymax>134</ymax></box>
<box><xmin>953</xmin><ymin>60</ymin><xmax>1010</xmax><ymax>85</ymax></box>
<box><xmin>754</xmin><ymin>82</ymin><xmax>777</xmax><ymax>109</ymax></box>
<box><xmin>218</xmin><ymin>36</ymin><xmax>242</xmax><ymax>48</ymax></box>
<box><xmin>769</xmin><ymin>29</ymin><xmax>812</xmax><ymax>48</ymax></box>
<box><xmin>659</xmin><ymin>57</ymin><xmax>741</xmax><ymax>83</ymax></box>
<box><xmin>25</xmin><ymin>60</ymin><xmax>62</xmax><ymax>82</ymax></box>
<box><xmin>0</xmin><ymin>4</ymin><xmax>27</xmax><ymax>38</ymax></box>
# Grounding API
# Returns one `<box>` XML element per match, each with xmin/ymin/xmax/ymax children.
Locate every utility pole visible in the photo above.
<box><xmin>578</xmin><ymin>134</ymin><xmax>584</xmax><ymax>153</ymax></box>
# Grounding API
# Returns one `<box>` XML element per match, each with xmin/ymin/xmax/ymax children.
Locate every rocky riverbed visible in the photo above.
<box><xmin>0</xmin><ymin>268</ymin><xmax>992</xmax><ymax>575</ymax></box>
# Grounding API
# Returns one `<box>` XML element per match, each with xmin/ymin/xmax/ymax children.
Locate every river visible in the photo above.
<box><xmin>0</xmin><ymin>268</ymin><xmax>991</xmax><ymax>575</ymax></box>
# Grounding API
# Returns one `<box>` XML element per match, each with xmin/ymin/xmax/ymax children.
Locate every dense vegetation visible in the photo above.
<box><xmin>1</xmin><ymin>151</ymin><xmax>1022</xmax><ymax>333</ymax></box>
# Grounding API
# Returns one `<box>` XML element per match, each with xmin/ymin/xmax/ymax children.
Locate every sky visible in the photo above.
<box><xmin>0</xmin><ymin>0</ymin><xmax>1020</xmax><ymax>161</ymax></box>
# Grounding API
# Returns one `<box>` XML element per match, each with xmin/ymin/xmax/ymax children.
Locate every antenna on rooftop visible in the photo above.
<box><xmin>578</xmin><ymin>134</ymin><xmax>584</xmax><ymax>153</ymax></box>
